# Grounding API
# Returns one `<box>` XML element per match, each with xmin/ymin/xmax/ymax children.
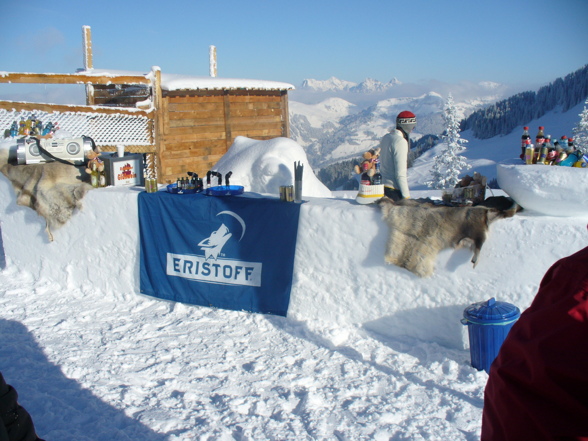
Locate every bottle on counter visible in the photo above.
<box><xmin>525</xmin><ymin>143</ymin><xmax>535</xmax><ymax>165</ymax></box>
<box><xmin>521</xmin><ymin>126</ymin><xmax>530</xmax><ymax>159</ymax></box>
<box><xmin>534</xmin><ymin>126</ymin><xmax>545</xmax><ymax>163</ymax></box>
<box><xmin>360</xmin><ymin>162</ymin><xmax>372</xmax><ymax>185</ymax></box>
<box><xmin>544</xmin><ymin>135</ymin><xmax>556</xmax><ymax>164</ymax></box>
<box><xmin>371</xmin><ymin>160</ymin><xmax>382</xmax><ymax>185</ymax></box>
<box><xmin>567</xmin><ymin>138</ymin><xmax>575</xmax><ymax>153</ymax></box>
<box><xmin>536</xmin><ymin>135</ymin><xmax>550</xmax><ymax>164</ymax></box>
<box><xmin>573</xmin><ymin>150</ymin><xmax>587</xmax><ymax>168</ymax></box>
<box><xmin>99</xmin><ymin>169</ymin><xmax>106</xmax><ymax>187</ymax></box>
<box><xmin>90</xmin><ymin>162</ymin><xmax>100</xmax><ymax>188</ymax></box>
<box><xmin>554</xmin><ymin>149</ymin><xmax>568</xmax><ymax>166</ymax></box>
<box><xmin>535</xmin><ymin>126</ymin><xmax>545</xmax><ymax>144</ymax></box>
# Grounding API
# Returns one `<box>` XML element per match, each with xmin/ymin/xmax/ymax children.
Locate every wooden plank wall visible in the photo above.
<box><xmin>158</xmin><ymin>89</ymin><xmax>289</xmax><ymax>183</ymax></box>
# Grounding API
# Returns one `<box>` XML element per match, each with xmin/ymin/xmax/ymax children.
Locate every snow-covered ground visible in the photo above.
<box><xmin>1</xmin><ymin>104</ymin><xmax>587</xmax><ymax>440</ymax></box>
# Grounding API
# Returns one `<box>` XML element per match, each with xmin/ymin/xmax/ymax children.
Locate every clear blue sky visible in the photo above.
<box><xmin>1</xmin><ymin>0</ymin><xmax>587</xmax><ymax>91</ymax></box>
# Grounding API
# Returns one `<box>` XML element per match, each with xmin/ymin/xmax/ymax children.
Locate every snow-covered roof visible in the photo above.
<box><xmin>84</xmin><ymin>68</ymin><xmax>295</xmax><ymax>92</ymax></box>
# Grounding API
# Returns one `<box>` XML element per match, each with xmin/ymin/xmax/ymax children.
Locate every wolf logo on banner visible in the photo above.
<box><xmin>166</xmin><ymin>211</ymin><xmax>262</xmax><ymax>287</ymax></box>
<box><xmin>199</xmin><ymin>224</ymin><xmax>232</xmax><ymax>260</ymax></box>
<box><xmin>198</xmin><ymin>210</ymin><xmax>246</xmax><ymax>260</ymax></box>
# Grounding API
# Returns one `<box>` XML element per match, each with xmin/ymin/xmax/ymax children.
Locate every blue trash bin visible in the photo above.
<box><xmin>461</xmin><ymin>297</ymin><xmax>521</xmax><ymax>373</ymax></box>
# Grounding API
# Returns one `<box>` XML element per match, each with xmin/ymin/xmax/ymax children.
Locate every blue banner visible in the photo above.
<box><xmin>138</xmin><ymin>191</ymin><xmax>301</xmax><ymax>316</ymax></box>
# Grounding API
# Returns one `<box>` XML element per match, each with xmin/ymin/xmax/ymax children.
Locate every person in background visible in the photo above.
<box><xmin>0</xmin><ymin>372</ymin><xmax>44</xmax><ymax>441</ymax></box>
<box><xmin>481</xmin><ymin>236</ymin><xmax>588</xmax><ymax>441</ymax></box>
<box><xmin>378</xmin><ymin>110</ymin><xmax>416</xmax><ymax>201</ymax></box>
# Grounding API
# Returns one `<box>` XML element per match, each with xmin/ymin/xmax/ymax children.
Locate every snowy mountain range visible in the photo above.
<box><xmin>300</xmin><ymin>76</ymin><xmax>402</xmax><ymax>93</ymax></box>
<box><xmin>289</xmin><ymin>77</ymin><xmax>510</xmax><ymax>169</ymax></box>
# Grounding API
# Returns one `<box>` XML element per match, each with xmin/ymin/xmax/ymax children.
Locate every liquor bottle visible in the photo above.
<box><xmin>554</xmin><ymin>149</ymin><xmax>567</xmax><ymax>166</ymax></box>
<box><xmin>360</xmin><ymin>162</ymin><xmax>372</xmax><ymax>185</ymax></box>
<box><xmin>372</xmin><ymin>160</ymin><xmax>382</xmax><ymax>185</ymax></box>
<box><xmin>524</xmin><ymin>143</ymin><xmax>535</xmax><ymax>165</ymax></box>
<box><xmin>535</xmin><ymin>126</ymin><xmax>545</xmax><ymax>145</ymax></box>
<box><xmin>520</xmin><ymin>126</ymin><xmax>530</xmax><ymax>158</ymax></box>
<box><xmin>573</xmin><ymin>151</ymin><xmax>587</xmax><ymax>168</ymax></box>
<box><xmin>560</xmin><ymin>136</ymin><xmax>568</xmax><ymax>152</ymax></box>
<box><xmin>538</xmin><ymin>144</ymin><xmax>549</xmax><ymax>165</ymax></box>
<box><xmin>99</xmin><ymin>170</ymin><xmax>106</xmax><ymax>187</ymax></box>
<box><xmin>534</xmin><ymin>126</ymin><xmax>545</xmax><ymax>163</ymax></box>
<box><xmin>544</xmin><ymin>135</ymin><xmax>555</xmax><ymax>164</ymax></box>
<box><xmin>522</xmin><ymin>139</ymin><xmax>532</xmax><ymax>162</ymax></box>
<box><xmin>567</xmin><ymin>138</ymin><xmax>575</xmax><ymax>153</ymax></box>
<box><xmin>90</xmin><ymin>162</ymin><xmax>100</xmax><ymax>188</ymax></box>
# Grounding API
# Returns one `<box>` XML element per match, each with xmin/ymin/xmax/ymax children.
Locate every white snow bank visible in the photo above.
<box><xmin>497</xmin><ymin>159</ymin><xmax>588</xmax><ymax>218</ymax></box>
<box><xmin>1</xmin><ymin>135</ymin><xmax>587</xmax><ymax>349</ymax></box>
<box><xmin>1</xmin><ymin>177</ymin><xmax>586</xmax><ymax>351</ymax></box>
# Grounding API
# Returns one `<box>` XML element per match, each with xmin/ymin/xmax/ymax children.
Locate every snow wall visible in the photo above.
<box><xmin>1</xmin><ymin>175</ymin><xmax>587</xmax><ymax>350</ymax></box>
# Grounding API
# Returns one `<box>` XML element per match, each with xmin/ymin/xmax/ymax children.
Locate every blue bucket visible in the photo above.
<box><xmin>461</xmin><ymin>297</ymin><xmax>520</xmax><ymax>373</ymax></box>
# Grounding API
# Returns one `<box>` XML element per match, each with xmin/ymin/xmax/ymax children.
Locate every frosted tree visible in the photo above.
<box><xmin>572</xmin><ymin>97</ymin><xmax>588</xmax><ymax>152</ymax></box>
<box><xmin>426</xmin><ymin>94</ymin><xmax>470</xmax><ymax>189</ymax></box>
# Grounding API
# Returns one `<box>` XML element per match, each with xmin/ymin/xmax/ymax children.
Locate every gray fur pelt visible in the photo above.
<box><xmin>1</xmin><ymin>160</ymin><xmax>92</xmax><ymax>241</ymax></box>
<box><xmin>378</xmin><ymin>197</ymin><xmax>519</xmax><ymax>277</ymax></box>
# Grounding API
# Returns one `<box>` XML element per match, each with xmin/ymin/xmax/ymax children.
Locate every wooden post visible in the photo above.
<box><xmin>152</xmin><ymin>66</ymin><xmax>164</xmax><ymax>183</ymax></box>
<box><xmin>209</xmin><ymin>45</ymin><xmax>217</xmax><ymax>78</ymax></box>
<box><xmin>223</xmin><ymin>90</ymin><xmax>232</xmax><ymax>150</ymax></box>
<box><xmin>281</xmin><ymin>90</ymin><xmax>290</xmax><ymax>138</ymax></box>
<box><xmin>82</xmin><ymin>25</ymin><xmax>95</xmax><ymax>105</ymax></box>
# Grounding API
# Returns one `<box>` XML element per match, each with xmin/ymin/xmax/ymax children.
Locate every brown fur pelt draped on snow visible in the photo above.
<box><xmin>378</xmin><ymin>196</ymin><xmax>520</xmax><ymax>277</ymax></box>
<box><xmin>0</xmin><ymin>160</ymin><xmax>92</xmax><ymax>241</ymax></box>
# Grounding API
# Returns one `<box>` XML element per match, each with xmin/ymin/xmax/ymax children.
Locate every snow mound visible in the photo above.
<box><xmin>213</xmin><ymin>136</ymin><xmax>332</xmax><ymax>198</ymax></box>
<box><xmin>497</xmin><ymin>159</ymin><xmax>588</xmax><ymax>218</ymax></box>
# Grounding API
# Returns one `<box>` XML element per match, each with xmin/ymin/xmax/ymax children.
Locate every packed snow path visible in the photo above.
<box><xmin>1</xmin><ymin>263</ymin><xmax>487</xmax><ymax>441</ymax></box>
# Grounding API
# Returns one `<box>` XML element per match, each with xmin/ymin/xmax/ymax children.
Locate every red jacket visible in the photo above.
<box><xmin>481</xmin><ymin>245</ymin><xmax>588</xmax><ymax>441</ymax></box>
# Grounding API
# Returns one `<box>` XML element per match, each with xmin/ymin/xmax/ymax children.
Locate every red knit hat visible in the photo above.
<box><xmin>396</xmin><ymin>110</ymin><xmax>416</xmax><ymax>132</ymax></box>
<box><xmin>397</xmin><ymin>111</ymin><xmax>416</xmax><ymax>123</ymax></box>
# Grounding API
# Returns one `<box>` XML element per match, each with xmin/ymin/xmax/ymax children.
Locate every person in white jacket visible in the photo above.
<box><xmin>378</xmin><ymin>110</ymin><xmax>416</xmax><ymax>201</ymax></box>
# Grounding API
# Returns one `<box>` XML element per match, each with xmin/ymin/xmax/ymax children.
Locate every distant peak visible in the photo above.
<box><xmin>299</xmin><ymin>77</ymin><xmax>357</xmax><ymax>92</ymax></box>
<box><xmin>300</xmin><ymin>76</ymin><xmax>402</xmax><ymax>93</ymax></box>
<box><xmin>478</xmin><ymin>81</ymin><xmax>502</xmax><ymax>90</ymax></box>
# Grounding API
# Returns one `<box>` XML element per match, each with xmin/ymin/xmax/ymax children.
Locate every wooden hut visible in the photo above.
<box><xmin>155</xmin><ymin>74</ymin><xmax>293</xmax><ymax>183</ymax></box>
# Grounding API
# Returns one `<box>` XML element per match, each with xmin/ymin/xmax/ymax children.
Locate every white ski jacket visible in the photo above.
<box><xmin>378</xmin><ymin>129</ymin><xmax>410</xmax><ymax>199</ymax></box>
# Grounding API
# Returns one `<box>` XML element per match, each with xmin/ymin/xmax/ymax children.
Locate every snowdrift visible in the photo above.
<box><xmin>497</xmin><ymin>159</ymin><xmax>588</xmax><ymax>217</ymax></box>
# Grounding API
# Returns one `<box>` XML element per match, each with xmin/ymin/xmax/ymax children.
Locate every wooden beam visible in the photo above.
<box><xmin>0</xmin><ymin>100</ymin><xmax>153</xmax><ymax>117</ymax></box>
<box><xmin>0</xmin><ymin>72</ymin><xmax>151</xmax><ymax>86</ymax></box>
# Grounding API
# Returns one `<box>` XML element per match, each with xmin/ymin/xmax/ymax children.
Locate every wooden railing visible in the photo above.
<box><xmin>0</xmin><ymin>70</ymin><xmax>160</xmax><ymax>178</ymax></box>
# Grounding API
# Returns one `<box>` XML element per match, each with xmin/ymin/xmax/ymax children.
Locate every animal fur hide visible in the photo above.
<box><xmin>378</xmin><ymin>197</ymin><xmax>519</xmax><ymax>277</ymax></box>
<box><xmin>0</xmin><ymin>161</ymin><xmax>92</xmax><ymax>241</ymax></box>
